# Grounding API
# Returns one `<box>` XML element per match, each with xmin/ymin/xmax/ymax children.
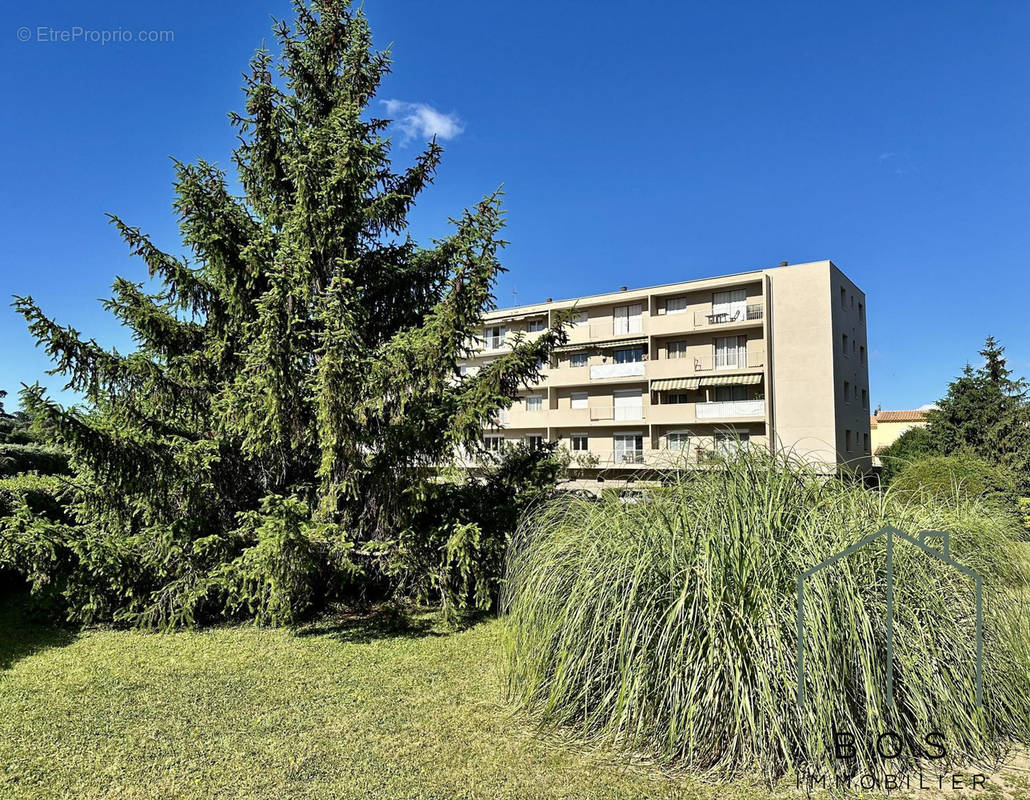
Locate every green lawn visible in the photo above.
<box><xmin>0</xmin><ymin>606</ymin><xmax>781</xmax><ymax>800</ymax></box>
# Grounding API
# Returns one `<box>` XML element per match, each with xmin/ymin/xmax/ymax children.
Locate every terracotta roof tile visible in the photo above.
<box><xmin>873</xmin><ymin>410</ymin><xmax>928</xmax><ymax>423</ymax></box>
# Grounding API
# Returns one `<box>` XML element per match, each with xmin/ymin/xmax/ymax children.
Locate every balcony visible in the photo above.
<box><xmin>590</xmin><ymin>361</ymin><xmax>646</xmax><ymax>380</ymax></box>
<box><xmin>695</xmin><ymin>399</ymin><xmax>766</xmax><ymax>420</ymax></box>
<box><xmin>692</xmin><ymin>354</ymin><xmax>765</xmax><ymax>373</ymax></box>
<box><xmin>588</xmin><ymin>406</ymin><xmax>646</xmax><ymax>422</ymax></box>
<box><xmin>693</xmin><ymin>303</ymin><xmax>764</xmax><ymax>329</ymax></box>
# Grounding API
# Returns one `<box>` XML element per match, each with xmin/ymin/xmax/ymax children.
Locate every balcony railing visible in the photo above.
<box><xmin>588</xmin><ymin>406</ymin><xmax>646</xmax><ymax>421</ymax></box>
<box><xmin>589</xmin><ymin>361</ymin><xmax>646</xmax><ymax>380</ymax></box>
<box><xmin>695</xmin><ymin>399</ymin><xmax>766</xmax><ymax>419</ymax></box>
<box><xmin>691</xmin><ymin>354</ymin><xmax>765</xmax><ymax>372</ymax></box>
<box><xmin>693</xmin><ymin>303</ymin><xmax>764</xmax><ymax>328</ymax></box>
<box><xmin>593</xmin><ymin>449</ymin><xmax>646</xmax><ymax>466</ymax></box>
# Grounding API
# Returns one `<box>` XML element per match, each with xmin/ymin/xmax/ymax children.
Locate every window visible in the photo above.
<box><xmin>613</xmin><ymin>433</ymin><xmax>643</xmax><ymax>464</ymax></box>
<box><xmin>712</xmin><ymin>289</ymin><xmax>747</xmax><ymax>321</ymax></box>
<box><xmin>666</xmin><ymin>296</ymin><xmax>688</xmax><ymax>314</ymax></box>
<box><xmin>613</xmin><ymin>388</ymin><xmax>643</xmax><ymax>420</ymax></box>
<box><xmin>569</xmin><ymin>433</ymin><xmax>588</xmax><ymax>452</ymax></box>
<box><xmin>843</xmin><ymin>380</ymin><xmax>850</xmax><ymax>403</ymax></box>
<box><xmin>570</xmin><ymin>391</ymin><xmax>588</xmax><ymax>410</ymax></box>
<box><xmin>840</xmin><ymin>287</ymin><xmax>846</xmax><ymax>308</ymax></box>
<box><xmin>570</xmin><ymin>352</ymin><xmax>588</xmax><ymax>368</ymax></box>
<box><xmin>667</xmin><ymin>341</ymin><xmax>689</xmax><ymax>359</ymax></box>
<box><xmin>484</xmin><ymin>325</ymin><xmax>505</xmax><ymax>349</ymax></box>
<box><xmin>667</xmin><ymin>432</ymin><xmax>690</xmax><ymax>451</ymax></box>
<box><xmin>458</xmin><ymin>364</ymin><xmax>471</xmax><ymax>377</ymax></box>
<box><xmin>864</xmin><ymin>433</ymin><xmax>870</xmax><ymax>453</ymax></box>
<box><xmin>572</xmin><ymin>311</ymin><xmax>588</xmax><ymax>326</ymax></box>
<box><xmin>850</xmin><ymin>295</ymin><xmax>855</xmax><ymax>309</ymax></box>
<box><xmin>861</xmin><ymin>388</ymin><xmax>867</xmax><ymax>409</ymax></box>
<box><xmin>858</xmin><ymin>303</ymin><xmax>864</xmax><ymax>323</ymax></box>
<box><xmin>482</xmin><ymin>435</ymin><xmax>503</xmax><ymax>453</ymax></box>
<box><xmin>715</xmin><ymin>431</ymin><xmax>750</xmax><ymax>456</ymax></box>
<box><xmin>526</xmin><ymin>434</ymin><xmax>544</xmax><ymax>450</ymax></box>
<box><xmin>613</xmin><ymin>304</ymin><xmax>642</xmax><ymax>334</ymax></box>
<box><xmin>860</xmin><ymin>345</ymin><xmax>866</xmax><ymax>364</ymax></box>
<box><xmin>845</xmin><ymin>429</ymin><xmax>852</xmax><ymax>451</ymax></box>
<box><xmin>714</xmin><ymin>336</ymin><xmax>746</xmax><ymax>369</ymax></box>
<box><xmin>527</xmin><ymin>319</ymin><xmax>546</xmax><ymax>332</ymax></box>
<box><xmin>526</xmin><ymin>395</ymin><xmax>543</xmax><ymax>412</ymax></box>
<box><xmin>715</xmin><ymin>385</ymin><xmax>747</xmax><ymax>402</ymax></box>
<box><xmin>615</xmin><ymin>347</ymin><xmax>643</xmax><ymax>364</ymax></box>
<box><xmin>666</xmin><ymin>393</ymin><xmax>690</xmax><ymax>404</ymax></box>
<box><xmin>853</xmin><ymin>384</ymin><xmax>859</xmax><ymax>402</ymax></box>
<box><xmin>842</xmin><ymin>333</ymin><xmax>849</xmax><ymax>356</ymax></box>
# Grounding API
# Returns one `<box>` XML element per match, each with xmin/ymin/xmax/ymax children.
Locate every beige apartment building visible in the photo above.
<box><xmin>461</xmin><ymin>260</ymin><xmax>871</xmax><ymax>479</ymax></box>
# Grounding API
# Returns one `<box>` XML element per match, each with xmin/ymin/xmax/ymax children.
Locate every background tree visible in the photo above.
<box><xmin>924</xmin><ymin>336</ymin><xmax>1030</xmax><ymax>490</ymax></box>
<box><xmin>2</xmin><ymin>0</ymin><xmax>566</xmax><ymax>626</ymax></box>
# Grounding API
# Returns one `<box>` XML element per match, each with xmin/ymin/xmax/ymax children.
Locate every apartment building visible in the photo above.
<box><xmin>461</xmin><ymin>260</ymin><xmax>871</xmax><ymax>478</ymax></box>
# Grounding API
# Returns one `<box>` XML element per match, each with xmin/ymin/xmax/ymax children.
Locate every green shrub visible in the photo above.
<box><xmin>877</xmin><ymin>426</ymin><xmax>933</xmax><ymax>486</ymax></box>
<box><xmin>502</xmin><ymin>449</ymin><xmax>1030</xmax><ymax>780</ymax></box>
<box><xmin>891</xmin><ymin>453</ymin><xmax>1020</xmax><ymax>512</ymax></box>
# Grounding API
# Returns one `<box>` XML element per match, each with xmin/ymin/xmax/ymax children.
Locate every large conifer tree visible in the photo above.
<box><xmin>5</xmin><ymin>0</ymin><xmax>565</xmax><ymax>625</ymax></box>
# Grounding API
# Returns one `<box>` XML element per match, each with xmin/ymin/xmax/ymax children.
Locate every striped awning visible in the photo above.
<box><xmin>699</xmin><ymin>374</ymin><xmax>763</xmax><ymax>387</ymax></box>
<box><xmin>555</xmin><ymin>336</ymin><xmax>647</xmax><ymax>353</ymax></box>
<box><xmin>651</xmin><ymin>377</ymin><xmax>700</xmax><ymax>391</ymax></box>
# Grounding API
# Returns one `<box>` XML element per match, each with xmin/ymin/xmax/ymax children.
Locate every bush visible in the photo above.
<box><xmin>502</xmin><ymin>450</ymin><xmax>1030</xmax><ymax>780</ymax></box>
<box><xmin>877</xmin><ymin>426</ymin><xmax>933</xmax><ymax>486</ymax></box>
<box><xmin>891</xmin><ymin>453</ymin><xmax>1020</xmax><ymax>513</ymax></box>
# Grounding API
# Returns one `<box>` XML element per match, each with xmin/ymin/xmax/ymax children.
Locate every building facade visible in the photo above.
<box><xmin>870</xmin><ymin>409</ymin><xmax>929</xmax><ymax>467</ymax></box>
<box><xmin>461</xmin><ymin>260</ymin><xmax>871</xmax><ymax>478</ymax></box>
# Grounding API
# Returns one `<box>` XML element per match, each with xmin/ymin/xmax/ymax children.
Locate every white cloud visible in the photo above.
<box><xmin>917</xmin><ymin>403</ymin><xmax>938</xmax><ymax>411</ymax></box>
<box><xmin>381</xmin><ymin>100</ymin><xmax>465</xmax><ymax>143</ymax></box>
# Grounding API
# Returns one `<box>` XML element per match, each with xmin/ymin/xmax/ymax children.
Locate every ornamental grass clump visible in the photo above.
<box><xmin>501</xmin><ymin>449</ymin><xmax>1030</xmax><ymax>780</ymax></box>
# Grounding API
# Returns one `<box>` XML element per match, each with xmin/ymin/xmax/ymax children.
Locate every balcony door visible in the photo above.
<box><xmin>614</xmin><ymin>432</ymin><xmax>643</xmax><ymax>464</ymax></box>
<box><xmin>613</xmin><ymin>304</ymin><xmax>642</xmax><ymax>335</ymax></box>
<box><xmin>712</xmin><ymin>289</ymin><xmax>747</xmax><ymax>321</ymax></box>
<box><xmin>613</xmin><ymin>388</ymin><xmax>643</xmax><ymax>420</ymax></box>
<box><xmin>714</xmin><ymin>335</ymin><xmax>747</xmax><ymax>369</ymax></box>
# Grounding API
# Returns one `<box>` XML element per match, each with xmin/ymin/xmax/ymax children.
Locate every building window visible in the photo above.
<box><xmin>570</xmin><ymin>391</ymin><xmax>588</xmax><ymax>410</ymax></box>
<box><xmin>861</xmin><ymin>388</ymin><xmax>867</xmax><ymax>409</ymax></box>
<box><xmin>864</xmin><ymin>432</ymin><xmax>870</xmax><ymax>453</ymax></box>
<box><xmin>845</xmin><ymin>429</ymin><xmax>852</xmax><ymax>451</ymax></box>
<box><xmin>843</xmin><ymin>380</ymin><xmax>850</xmax><ymax>403</ymax></box>
<box><xmin>570</xmin><ymin>352</ymin><xmax>588</xmax><ymax>368</ymax></box>
<box><xmin>613</xmin><ymin>433</ymin><xmax>643</xmax><ymax>464</ymax></box>
<box><xmin>526</xmin><ymin>434</ymin><xmax>544</xmax><ymax>450</ymax></box>
<box><xmin>850</xmin><ymin>295</ymin><xmax>855</xmax><ymax>309</ymax></box>
<box><xmin>615</xmin><ymin>347</ymin><xmax>643</xmax><ymax>364</ymax></box>
<box><xmin>666</xmin><ymin>296</ymin><xmax>688</xmax><ymax>314</ymax></box>
<box><xmin>569</xmin><ymin>433</ymin><xmax>588</xmax><ymax>452</ymax></box>
<box><xmin>712</xmin><ymin>289</ymin><xmax>747</xmax><ymax>321</ymax></box>
<box><xmin>527</xmin><ymin>318</ymin><xmax>546</xmax><ymax>332</ymax></box>
<box><xmin>860</xmin><ymin>345</ymin><xmax>866</xmax><ymax>364</ymax></box>
<box><xmin>858</xmin><ymin>302</ymin><xmax>864</xmax><ymax>323</ymax></box>
<box><xmin>666</xmin><ymin>393</ymin><xmax>690</xmax><ymax>404</ymax></box>
<box><xmin>613</xmin><ymin>304</ymin><xmax>642</xmax><ymax>334</ymax></box>
<box><xmin>484</xmin><ymin>325</ymin><xmax>505</xmax><ymax>350</ymax></box>
<box><xmin>458</xmin><ymin>365</ymin><xmax>471</xmax><ymax>377</ymax></box>
<box><xmin>842</xmin><ymin>333</ymin><xmax>849</xmax><ymax>356</ymax></box>
<box><xmin>482</xmin><ymin>435</ymin><xmax>503</xmax><ymax>452</ymax></box>
<box><xmin>572</xmin><ymin>311</ymin><xmax>588</xmax><ymax>326</ymax></box>
<box><xmin>840</xmin><ymin>287</ymin><xmax>846</xmax><ymax>308</ymax></box>
<box><xmin>526</xmin><ymin>395</ymin><xmax>543</xmax><ymax>412</ymax></box>
<box><xmin>714</xmin><ymin>431</ymin><xmax>750</xmax><ymax>456</ymax></box>
<box><xmin>667</xmin><ymin>432</ymin><xmax>690</xmax><ymax>451</ymax></box>
<box><xmin>714</xmin><ymin>336</ymin><xmax>746</xmax><ymax>369</ymax></box>
<box><xmin>668</xmin><ymin>340</ymin><xmax>688</xmax><ymax>359</ymax></box>
<box><xmin>714</xmin><ymin>385</ymin><xmax>747</xmax><ymax>402</ymax></box>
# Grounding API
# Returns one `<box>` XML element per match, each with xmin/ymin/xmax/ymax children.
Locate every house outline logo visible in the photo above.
<box><xmin>796</xmin><ymin>525</ymin><xmax>983</xmax><ymax>708</ymax></box>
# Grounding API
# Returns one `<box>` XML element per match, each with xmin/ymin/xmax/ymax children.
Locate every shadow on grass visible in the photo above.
<box><xmin>0</xmin><ymin>596</ymin><xmax>77</xmax><ymax>671</ymax></box>
<box><xmin>294</xmin><ymin>605</ymin><xmax>494</xmax><ymax>645</ymax></box>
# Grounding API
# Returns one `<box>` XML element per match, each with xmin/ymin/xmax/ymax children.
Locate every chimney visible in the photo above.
<box><xmin>779</xmin><ymin>261</ymin><xmax>789</xmax><ymax>267</ymax></box>
<box><xmin>619</xmin><ymin>285</ymin><xmax>628</xmax><ymax>292</ymax></box>
<box><xmin>545</xmin><ymin>297</ymin><xmax>552</xmax><ymax>302</ymax></box>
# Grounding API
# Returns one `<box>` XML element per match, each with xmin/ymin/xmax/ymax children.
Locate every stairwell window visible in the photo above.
<box><xmin>845</xmin><ymin>430</ymin><xmax>852</xmax><ymax>451</ymax></box>
<box><xmin>864</xmin><ymin>433</ymin><xmax>870</xmax><ymax>453</ymax></box>
<box><xmin>844</xmin><ymin>380</ymin><xmax>850</xmax><ymax>403</ymax></box>
<box><xmin>842</xmin><ymin>333</ymin><xmax>849</xmax><ymax>356</ymax></box>
<box><xmin>861</xmin><ymin>388</ymin><xmax>868</xmax><ymax>409</ymax></box>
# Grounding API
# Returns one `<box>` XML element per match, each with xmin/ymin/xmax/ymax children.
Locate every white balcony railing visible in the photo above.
<box><xmin>589</xmin><ymin>361</ymin><xmax>646</xmax><ymax>380</ymax></box>
<box><xmin>691</xmin><ymin>355</ymin><xmax>765</xmax><ymax>372</ymax></box>
<box><xmin>693</xmin><ymin>303</ymin><xmax>764</xmax><ymax>328</ymax></box>
<box><xmin>695</xmin><ymin>400</ymin><xmax>766</xmax><ymax>420</ymax></box>
<box><xmin>588</xmin><ymin>406</ymin><xmax>645</xmax><ymax>421</ymax></box>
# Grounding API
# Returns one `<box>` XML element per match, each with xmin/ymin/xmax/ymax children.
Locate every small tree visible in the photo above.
<box><xmin>4</xmin><ymin>0</ymin><xmax>566</xmax><ymax>626</ymax></box>
<box><xmin>925</xmin><ymin>336</ymin><xmax>1030</xmax><ymax>490</ymax></box>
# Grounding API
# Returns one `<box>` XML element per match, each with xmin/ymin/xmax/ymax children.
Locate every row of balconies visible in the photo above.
<box><xmin>545</xmin><ymin>352</ymin><xmax>765</xmax><ymax>387</ymax></box>
<box><xmin>476</xmin><ymin>302</ymin><xmax>765</xmax><ymax>353</ymax></box>
<box><xmin>497</xmin><ymin>399</ymin><xmax>767</xmax><ymax>428</ymax></box>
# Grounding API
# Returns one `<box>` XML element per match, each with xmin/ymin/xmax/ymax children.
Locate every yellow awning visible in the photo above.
<box><xmin>555</xmin><ymin>337</ymin><xmax>647</xmax><ymax>353</ymax></box>
<box><xmin>651</xmin><ymin>377</ymin><xmax>700</xmax><ymax>391</ymax></box>
<box><xmin>699</xmin><ymin>374</ymin><xmax>762</xmax><ymax>387</ymax></box>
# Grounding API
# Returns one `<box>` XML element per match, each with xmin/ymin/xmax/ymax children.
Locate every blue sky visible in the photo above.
<box><xmin>2</xmin><ymin>1</ymin><xmax>1028</xmax><ymax>411</ymax></box>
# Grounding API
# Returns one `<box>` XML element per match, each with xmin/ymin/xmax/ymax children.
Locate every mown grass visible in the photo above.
<box><xmin>0</xmin><ymin>603</ymin><xmax>795</xmax><ymax>800</ymax></box>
